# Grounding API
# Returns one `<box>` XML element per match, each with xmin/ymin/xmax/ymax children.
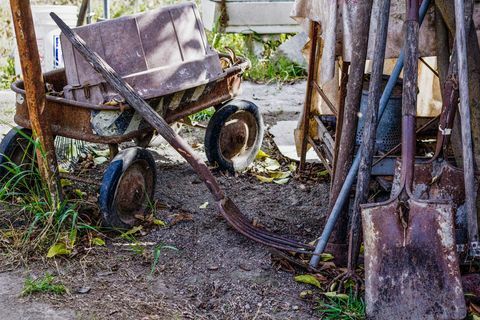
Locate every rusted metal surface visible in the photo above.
<box><xmin>341</xmin><ymin>0</ymin><xmax>392</xmax><ymax>294</ymax></box>
<box><xmin>299</xmin><ymin>20</ymin><xmax>320</xmax><ymax>172</ymax></box>
<box><xmin>361</xmin><ymin>2</ymin><xmax>466</xmax><ymax>318</ymax></box>
<box><xmin>219</xmin><ymin>111</ymin><xmax>257</xmax><ymax>161</ymax></box>
<box><xmin>328</xmin><ymin>0</ymin><xmax>373</xmax><ymax>251</ymax></box>
<box><xmin>362</xmin><ymin>199</ymin><xmax>465</xmax><ymax>319</ymax></box>
<box><xmin>10</xmin><ymin>0</ymin><xmax>61</xmax><ymax>201</ymax></box>
<box><xmin>62</xmin><ymin>2</ymin><xmax>223</xmax><ymax>106</ymax></box>
<box><xmin>11</xmin><ymin>61</ymin><xmax>245</xmax><ymax>144</ymax></box>
<box><xmin>454</xmin><ymin>0</ymin><xmax>479</xmax><ymax>258</ymax></box>
<box><xmin>53</xmin><ymin>13</ymin><xmax>314</xmax><ymax>254</ymax></box>
<box><xmin>332</xmin><ymin>60</ymin><xmax>349</xmax><ymax>182</ymax></box>
<box><xmin>114</xmin><ymin>160</ymin><xmax>154</xmax><ymax>226</ymax></box>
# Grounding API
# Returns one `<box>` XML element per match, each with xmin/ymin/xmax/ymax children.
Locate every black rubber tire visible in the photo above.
<box><xmin>99</xmin><ymin>147</ymin><xmax>157</xmax><ymax>229</ymax></box>
<box><xmin>204</xmin><ymin>99</ymin><xmax>264</xmax><ymax>172</ymax></box>
<box><xmin>0</xmin><ymin>127</ymin><xmax>35</xmax><ymax>178</ymax></box>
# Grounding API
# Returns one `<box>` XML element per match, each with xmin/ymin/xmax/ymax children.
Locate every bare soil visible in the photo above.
<box><xmin>0</xmin><ymin>83</ymin><xmax>335</xmax><ymax>320</ymax></box>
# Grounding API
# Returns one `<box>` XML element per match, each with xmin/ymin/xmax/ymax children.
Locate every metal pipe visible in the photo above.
<box><xmin>309</xmin><ymin>0</ymin><xmax>432</xmax><ymax>268</ymax></box>
<box><xmin>103</xmin><ymin>0</ymin><xmax>110</xmax><ymax>20</ymax></box>
<box><xmin>454</xmin><ymin>0</ymin><xmax>479</xmax><ymax>257</ymax></box>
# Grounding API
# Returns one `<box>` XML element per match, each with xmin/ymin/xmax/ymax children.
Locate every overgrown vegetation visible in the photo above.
<box><xmin>0</xmin><ymin>57</ymin><xmax>17</xmax><ymax>90</ymax></box>
<box><xmin>22</xmin><ymin>272</ymin><xmax>67</xmax><ymax>296</ymax></box>
<box><xmin>316</xmin><ymin>291</ymin><xmax>366</xmax><ymax>320</ymax></box>
<box><xmin>0</xmin><ymin>129</ymin><xmax>95</xmax><ymax>258</ymax></box>
<box><xmin>209</xmin><ymin>31</ymin><xmax>306</xmax><ymax>83</ymax></box>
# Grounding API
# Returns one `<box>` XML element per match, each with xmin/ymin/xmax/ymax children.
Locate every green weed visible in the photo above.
<box><xmin>0</xmin><ymin>127</ymin><xmax>95</xmax><ymax>256</ymax></box>
<box><xmin>316</xmin><ymin>291</ymin><xmax>366</xmax><ymax>320</ymax></box>
<box><xmin>0</xmin><ymin>57</ymin><xmax>17</xmax><ymax>90</ymax></box>
<box><xmin>189</xmin><ymin>107</ymin><xmax>215</xmax><ymax>123</ymax></box>
<box><xmin>22</xmin><ymin>272</ymin><xmax>66</xmax><ymax>296</ymax></box>
<box><xmin>208</xmin><ymin>31</ymin><xmax>306</xmax><ymax>83</ymax></box>
<box><xmin>150</xmin><ymin>243</ymin><xmax>178</xmax><ymax>275</ymax></box>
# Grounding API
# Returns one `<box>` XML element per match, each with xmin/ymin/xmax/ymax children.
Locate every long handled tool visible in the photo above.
<box><xmin>361</xmin><ymin>1</ymin><xmax>466</xmax><ymax>318</ymax></box>
<box><xmin>389</xmin><ymin>48</ymin><xmax>471</xmax><ymax>248</ymax></box>
<box><xmin>309</xmin><ymin>0</ymin><xmax>432</xmax><ymax>268</ymax></box>
<box><xmin>454</xmin><ymin>0</ymin><xmax>480</xmax><ymax>258</ymax></box>
<box><xmin>51</xmin><ymin>13</ymin><xmax>315</xmax><ymax>255</ymax></box>
<box><xmin>333</xmin><ymin>0</ymin><xmax>391</xmax><ymax>293</ymax></box>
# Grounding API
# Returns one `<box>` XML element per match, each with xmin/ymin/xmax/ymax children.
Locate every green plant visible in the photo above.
<box><xmin>22</xmin><ymin>272</ymin><xmax>66</xmax><ymax>296</ymax></box>
<box><xmin>316</xmin><ymin>291</ymin><xmax>366</xmax><ymax>320</ymax></box>
<box><xmin>189</xmin><ymin>107</ymin><xmax>215</xmax><ymax>123</ymax></box>
<box><xmin>0</xmin><ymin>127</ymin><xmax>94</xmax><ymax>256</ymax></box>
<box><xmin>0</xmin><ymin>57</ymin><xmax>17</xmax><ymax>90</ymax></box>
<box><xmin>150</xmin><ymin>243</ymin><xmax>178</xmax><ymax>275</ymax></box>
<box><xmin>207</xmin><ymin>30</ymin><xmax>306</xmax><ymax>83</ymax></box>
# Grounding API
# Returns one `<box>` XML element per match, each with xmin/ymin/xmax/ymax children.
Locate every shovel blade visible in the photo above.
<box><xmin>391</xmin><ymin>160</ymin><xmax>465</xmax><ymax>204</ymax></box>
<box><xmin>362</xmin><ymin>198</ymin><xmax>466</xmax><ymax>320</ymax></box>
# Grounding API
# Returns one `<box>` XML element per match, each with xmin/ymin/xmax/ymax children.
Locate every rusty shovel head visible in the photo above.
<box><xmin>391</xmin><ymin>160</ymin><xmax>465</xmax><ymax>204</ymax></box>
<box><xmin>361</xmin><ymin>197</ymin><xmax>466</xmax><ymax>320</ymax></box>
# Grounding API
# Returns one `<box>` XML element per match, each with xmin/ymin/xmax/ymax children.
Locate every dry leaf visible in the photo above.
<box><xmin>295</xmin><ymin>274</ymin><xmax>322</xmax><ymax>288</ymax></box>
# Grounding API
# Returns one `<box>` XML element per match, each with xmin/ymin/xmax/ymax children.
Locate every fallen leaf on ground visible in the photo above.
<box><xmin>93</xmin><ymin>156</ymin><xmax>108</xmax><ymax>165</ymax></box>
<box><xmin>294</xmin><ymin>274</ymin><xmax>322</xmax><ymax>288</ymax></box>
<box><xmin>169</xmin><ymin>213</ymin><xmax>194</xmax><ymax>225</ymax></box>
<box><xmin>91</xmin><ymin>237</ymin><xmax>105</xmax><ymax>246</ymax></box>
<box><xmin>47</xmin><ymin>243</ymin><xmax>71</xmax><ymax>258</ymax></box>
<box><xmin>153</xmin><ymin>219</ymin><xmax>166</xmax><ymax>226</ymax></box>
<box><xmin>320</xmin><ymin>253</ymin><xmax>334</xmax><ymax>262</ymax></box>
<box><xmin>121</xmin><ymin>226</ymin><xmax>143</xmax><ymax>237</ymax></box>
<box><xmin>255</xmin><ymin>175</ymin><xmax>274</xmax><ymax>183</ymax></box>
<box><xmin>75</xmin><ymin>286</ymin><xmax>91</xmax><ymax>294</ymax></box>
<box><xmin>269</xmin><ymin>171</ymin><xmax>291</xmax><ymax>179</ymax></box>
<box><xmin>199</xmin><ymin>202</ymin><xmax>209</xmax><ymax>209</ymax></box>
<box><xmin>324</xmin><ymin>292</ymin><xmax>349</xmax><ymax>300</ymax></box>
<box><xmin>300</xmin><ymin>290</ymin><xmax>313</xmax><ymax>298</ymax></box>
<box><xmin>256</xmin><ymin>149</ymin><xmax>270</xmax><ymax>160</ymax></box>
<box><xmin>273</xmin><ymin>178</ymin><xmax>290</xmax><ymax>185</ymax></box>
<box><xmin>264</xmin><ymin>158</ymin><xmax>281</xmax><ymax>171</ymax></box>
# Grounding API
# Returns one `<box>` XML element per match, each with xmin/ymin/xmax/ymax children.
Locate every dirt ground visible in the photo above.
<box><xmin>0</xmin><ymin>81</ymin><xmax>338</xmax><ymax>319</ymax></box>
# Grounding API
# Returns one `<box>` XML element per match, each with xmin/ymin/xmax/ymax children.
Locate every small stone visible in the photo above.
<box><xmin>292</xmin><ymin>305</ymin><xmax>299</xmax><ymax>311</ymax></box>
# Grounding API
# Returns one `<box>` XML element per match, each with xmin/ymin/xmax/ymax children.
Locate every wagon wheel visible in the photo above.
<box><xmin>205</xmin><ymin>100</ymin><xmax>264</xmax><ymax>172</ymax></box>
<box><xmin>99</xmin><ymin>147</ymin><xmax>156</xmax><ymax>229</ymax></box>
<box><xmin>0</xmin><ymin>127</ymin><xmax>35</xmax><ymax>178</ymax></box>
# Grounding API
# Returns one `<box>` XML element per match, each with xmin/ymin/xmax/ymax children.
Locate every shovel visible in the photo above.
<box><xmin>390</xmin><ymin>49</ymin><xmax>468</xmax><ymax>245</ymax></box>
<box><xmin>361</xmin><ymin>1</ymin><xmax>466</xmax><ymax>319</ymax></box>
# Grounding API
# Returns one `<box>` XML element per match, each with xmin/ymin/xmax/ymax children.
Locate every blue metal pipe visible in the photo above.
<box><xmin>309</xmin><ymin>0</ymin><xmax>432</xmax><ymax>268</ymax></box>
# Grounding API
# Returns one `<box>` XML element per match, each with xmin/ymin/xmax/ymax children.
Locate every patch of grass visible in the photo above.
<box><xmin>0</xmin><ymin>56</ymin><xmax>17</xmax><ymax>90</ymax></box>
<box><xmin>0</xmin><ymin>127</ymin><xmax>95</xmax><ymax>257</ymax></box>
<box><xmin>316</xmin><ymin>291</ymin><xmax>366</xmax><ymax>320</ymax></box>
<box><xmin>245</xmin><ymin>55</ymin><xmax>306</xmax><ymax>83</ymax></box>
<box><xmin>208</xmin><ymin>31</ymin><xmax>306</xmax><ymax>83</ymax></box>
<box><xmin>22</xmin><ymin>272</ymin><xmax>66</xmax><ymax>296</ymax></box>
<box><xmin>189</xmin><ymin>107</ymin><xmax>215</xmax><ymax>123</ymax></box>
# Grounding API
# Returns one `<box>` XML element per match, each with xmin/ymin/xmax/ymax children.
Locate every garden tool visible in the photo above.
<box><xmin>361</xmin><ymin>1</ymin><xmax>466</xmax><ymax>319</ymax></box>
<box><xmin>454</xmin><ymin>0</ymin><xmax>479</xmax><ymax>258</ymax></box>
<box><xmin>332</xmin><ymin>0</ymin><xmax>391</xmax><ymax>294</ymax></box>
<box><xmin>390</xmin><ymin>50</ymin><xmax>468</xmax><ymax>243</ymax></box>
<box><xmin>309</xmin><ymin>0</ymin><xmax>431</xmax><ymax>268</ymax></box>
<box><xmin>309</xmin><ymin>0</ymin><xmax>432</xmax><ymax>268</ymax></box>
